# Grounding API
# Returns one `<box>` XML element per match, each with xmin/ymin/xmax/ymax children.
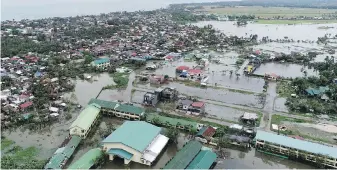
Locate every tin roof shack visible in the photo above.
<box><xmin>240</xmin><ymin>112</ymin><xmax>259</xmax><ymax>125</ymax></box>
<box><xmin>176</xmin><ymin>66</ymin><xmax>190</xmax><ymax>73</ymax></box>
<box><xmin>160</xmin><ymin>87</ymin><xmax>178</xmax><ymax>101</ymax></box>
<box><xmin>195</xmin><ymin>126</ymin><xmax>216</xmax><ymax>144</ymax></box>
<box><xmin>305</xmin><ymin>86</ymin><xmax>330</xmax><ymax>100</ymax></box>
<box><xmin>176</xmin><ymin>99</ymin><xmax>194</xmax><ymax>111</ymax></box>
<box><xmin>143</xmin><ymin>92</ymin><xmax>159</xmax><ymax>107</ymax></box>
<box><xmin>189</xmin><ymin>101</ymin><xmax>206</xmax><ymax>115</ymax></box>
<box><xmin>227</xmin><ymin>135</ymin><xmax>251</xmax><ymax>148</ymax></box>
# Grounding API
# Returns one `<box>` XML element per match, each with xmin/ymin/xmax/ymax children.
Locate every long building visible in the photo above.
<box><xmin>69</xmin><ymin>103</ymin><xmax>101</xmax><ymax>138</ymax></box>
<box><xmin>67</xmin><ymin>148</ymin><xmax>103</xmax><ymax>169</ymax></box>
<box><xmin>255</xmin><ymin>130</ymin><xmax>337</xmax><ymax>168</ymax></box>
<box><xmin>163</xmin><ymin>140</ymin><xmax>217</xmax><ymax>169</ymax></box>
<box><xmin>88</xmin><ymin>98</ymin><xmax>145</xmax><ymax>120</ymax></box>
<box><xmin>101</xmin><ymin>121</ymin><xmax>169</xmax><ymax>166</ymax></box>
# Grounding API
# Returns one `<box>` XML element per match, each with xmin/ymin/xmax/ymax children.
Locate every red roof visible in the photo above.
<box><xmin>191</xmin><ymin>101</ymin><xmax>205</xmax><ymax>108</ymax></box>
<box><xmin>202</xmin><ymin>126</ymin><xmax>216</xmax><ymax>137</ymax></box>
<box><xmin>166</xmin><ymin>56</ymin><xmax>174</xmax><ymax>59</ymax></box>
<box><xmin>188</xmin><ymin>69</ymin><xmax>202</xmax><ymax>75</ymax></box>
<box><xmin>20</xmin><ymin>101</ymin><xmax>33</xmax><ymax>109</ymax></box>
<box><xmin>176</xmin><ymin>66</ymin><xmax>190</xmax><ymax>71</ymax></box>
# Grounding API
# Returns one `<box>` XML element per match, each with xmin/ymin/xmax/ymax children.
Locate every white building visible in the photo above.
<box><xmin>102</xmin><ymin>121</ymin><xmax>169</xmax><ymax>166</ymax></box>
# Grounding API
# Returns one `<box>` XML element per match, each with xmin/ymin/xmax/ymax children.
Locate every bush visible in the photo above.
<box><xmin>65</xmin><ymin>113</ymin><xmax>72</xmax><ymax>120</ymax></box>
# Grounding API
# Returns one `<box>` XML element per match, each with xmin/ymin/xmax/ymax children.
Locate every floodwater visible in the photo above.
<box><xmin>274</xmin><ymin>97</ymin><xmax>289</xmax><ymax>113</ymax></box>
<box><xmin>216</xmin><ymin>148</ymin><xmax>314</xmax><ymax>169</ymax></box>
<box><xmin>136</xmin><ymin>83</ymin><xmax>264</xmax><ymax>108</ymax></box>
<box><xmin>254</xmin><ymin>63</ymin><xmax>318</xmax><ymax>78</ymax></box>
<box><xmin>253</xmin><ymin>42</ymin><xmax>324</xmax><ymax>55</ymax></box>
<box><xmin>206</xmin><ymin>103</ymin><xmax>244</xmax><ymax>123</ymax></box>
<box><xmin>152</xmin><ymin>58</ymin><xmax>265</xmax><ymax>93</ymax></box>
<box><xmin>2</xmin><ymin>110</ymin><xmax>81</xmax><ymax>159</ymax></box>
<box><xmin>194</xmin><ymin>21</ymin><xmax>337</xmax><ymax>41</ymax></box>
<box><xmin>64</xmin><ymin>73</ymin><xmax>114</xmax><ymax>106</ymax></box>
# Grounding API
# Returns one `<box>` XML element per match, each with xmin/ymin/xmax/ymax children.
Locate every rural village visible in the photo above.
<box><xmin>1</xmin><ymin>0</ymin><xmax>337</xmax><ymax>169</ymax></box>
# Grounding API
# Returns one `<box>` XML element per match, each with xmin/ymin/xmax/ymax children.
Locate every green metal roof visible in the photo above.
<box><xmin>68</xmin><ymin>148</ymin><xmax>103</xmax><ymax>169</ymax></box>
<box><xmin>163</xmin><ymin>141</ymin><xmax>202</xmax><ymax>169</ymax></box>
<box><xmin>69</xmin><ymin>103</ymin><xmax>101</xmax><ymax>131</ymax></box>
<box><xmin>115</xmin><ymin>104</ymin><xmax>145</xmax><ymax>115</ymax></box>
<box><xmin>186</xmin><ymin>150</ymin><xmax>217</xmax><ymax>169</ymax></box>
<box><xmin>196</xmin><ymin>126</ymin><xmax>207</xmax><ymax>136</ymax></box>
<box><xmin>93</xmin><ymin>58</ymin><xmax>110</xmax><ymax>65</ymax></box>
<box><xmin>88</xmin><ymin>99</ymin><xmax>144</xmax><ymax>115</ymax></box>
<box><xmin>108</xmin><ymin>148</ymin><xmax>133</xmax><ymax>160</ymax></box>
<box><xmin>146</xmin><ymin>113</ymin><xmax>197</xmax><ymax>130</ymax></box>
<box><xmin>102</xmin><ymin>121</ymin><xmax>161</xmax><ymax>152</ymax></box>
<box><xmin>45</xmin><ymin>136</ymin><xmax>82</xmax><ymax>169</ymax></box>
<box><xmin>88</xmin><ymin>98</ymin><xmax>118</xmax><ymax>109</ymax></box>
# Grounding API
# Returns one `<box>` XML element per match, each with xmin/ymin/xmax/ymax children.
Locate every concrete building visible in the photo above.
<box><xmin>163</xmin><ymin>140</ymin><xmax>217</xmax><ymax>169</ymax></box>
<box><xmin>255</xmin><ymin>130</ymin><xmax>337</xmax><ymax>168</ymax></box>
<box><xmin>88</xmin><ymin>98</ymin><xmax>145</xmax><ymax>120</ymax></box>
<box><xmin>69</xmin><ymin>103</ymin><xmax>101</xmax><ymax>138</ymax></box>
<box><xmin>102</xmin><ymin>121</ymin><xmax>169</xmax><ymax>166</ymax></box>
<box><xmin>91</xmin><ymin>58</ymin><xmax>111</xmax><ymax>68</ymax></box>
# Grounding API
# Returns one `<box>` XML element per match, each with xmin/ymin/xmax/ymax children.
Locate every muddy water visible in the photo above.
<box><xmin>136</xmin><ymin>83</ymin><xmax>264</xmax><ymax>108</ymax></box>
<box><xmin>274</xmin><ymin>97</ymin><xmax>289</xmax><ymax>113</ymax></box>
<box><xmin>206</xmin><ymin>103</ymin><xmax>244</xmax><ymax>122</ymax></box>
<box><xmin>2</xmin><ymin>110</ymin><xmax>80</xmax><ymax>159</ymax></box>
<box><xmin>194</xmin><ymin>21</ymin><xmax>337</xmax><ymax>41</ymax></box>
<box><xmin>64</xmin><ymin>73</ymin><xmax>114</xmax><ymax>106</ymax></box>
<box><xmin>216</xmin><ymin>148</ymin><xmax>314</xmax><ymax>169</ymax></box>
<box><xmin>97</xmin><ymin>71</ymin><xmax>137</xmax><ymax>103</ymax></box>
<box><xmin>152</xmin><ymin>58</ymin><xmax>265</xmax><ymax>92</ymax></box>
<box><xmin>254</xmin><ymin>63</ymin><xmax>318</xmax><ymax>78</ymax></box>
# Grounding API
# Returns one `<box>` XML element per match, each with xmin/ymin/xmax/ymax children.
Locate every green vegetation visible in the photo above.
<box><xmin>235</xmin><ymin>58</ymin><xmax>245</xmax><ymax>65</ymax></box>
<box><xmin>1</xmin><ymin>138</ymin><xmax>46</xmax><ymax>169</ymax></box>
<box><xmin>202</xmin><ymin>6</ymin><xmax>337</xmax><ymax>17</ymax></box>
<box><xmin>164</xmin><ymin>128</ymin><xmax>179</xmax><ymax>143</ymax></box>
<box><xmin>271</xmin><ymin>115</ymin><xmax>312</xmax><ymax>125</ymax></box>
<box><xmin>1</xmin><ymin>138</ymin><xmax>14</xmax><ymax>150</ymax></box>
<box><xmin>276</xmin><ymin>81</ymin><xmax>295</xmax><ymax>97</ymax></box>
<box><xmin>255</xmin><ymin>20</ymin><xmax>337</xmax><ymax>24</ymax></box>
<box><xmin>103</xmin><ymin>72</ymin><xmax>130</xmax><ymax>90</ymax></box>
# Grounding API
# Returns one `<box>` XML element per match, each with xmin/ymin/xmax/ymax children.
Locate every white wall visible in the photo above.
<box><xmin>103</xmin><ymin>143</ymin><xmax>145</xmax><ymax>165</ymax></box>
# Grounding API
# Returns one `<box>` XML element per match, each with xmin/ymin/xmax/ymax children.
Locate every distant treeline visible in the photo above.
<box><xmin>169</xmin><ymin>0</ymin><xmax>337</xmax><ymax>9</ymax></box>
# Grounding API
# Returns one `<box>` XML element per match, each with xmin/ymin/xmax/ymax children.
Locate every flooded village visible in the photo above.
<box><xmin>1</xmin><ymin>0</ymin><xmax>337</xmax><ymax>169</ymax></box>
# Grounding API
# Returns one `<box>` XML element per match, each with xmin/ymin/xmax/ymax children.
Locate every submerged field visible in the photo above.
<box><xmin>200</xmin><ymin>6</ymin><xmax>337</xmax><ymax>17</ymax></box>
<box><xmin>255</xmin><ymin>20</ymin><xmax>337</xmax><ymax>24</ymax></box>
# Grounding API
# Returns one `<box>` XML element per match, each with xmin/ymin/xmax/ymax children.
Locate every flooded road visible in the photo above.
<box><xmin>206</xmin><ymin>103</ymin><xmax>244</xmax><ymax>123</ymax></box>
<box><xmin>274</xmin><ymin>97</ymin><xmax>289</xmax><ymax>113</ymax></box>
<box><xmin>194</xmin><ymin>21</ymin><xmax>337</xmax><ymax>41</ymax></box>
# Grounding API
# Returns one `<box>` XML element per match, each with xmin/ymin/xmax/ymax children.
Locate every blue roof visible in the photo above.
<box><xmin>102</xmin><ymin>121</ymin><xmax>161</xmax><ymax>152</ymax></box>
<box><xmin>93</xmin><ymin>58</ymin><xmax>110</xmax><ymax>65</ymax></box>
<box><xmin>108</xmin><ymin>149</ymin><xmax>133</xmax><ymax>160</ymax></box>
<box><xmin>34</xmin><ymin>71</ymin><xmax>42</xmax><ymax>77</ymax></box>
<box><xmin>255</xmin><ymin>130</ymin><xmax>337</xmax><ymax>158</ymax></box>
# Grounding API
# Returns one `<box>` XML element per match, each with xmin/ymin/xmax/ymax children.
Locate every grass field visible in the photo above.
<box><xmin>201</xmin><ymin>6</ymin><xmax>337</xmax><ymax>17</ymax></box>
<box><xmin>255</xmin><ymin>19</ymin><xmax>337</xmax><ymax>24</ymax></box>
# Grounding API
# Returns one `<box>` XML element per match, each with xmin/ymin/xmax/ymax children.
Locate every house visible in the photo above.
<box><xmin>189</xmin><ymin>101</ymin><xmax>205</xmax><ymax>115</ymax></box>
<box><xmin>177</xmin><ymin>99</ymin><xmax>193</xmax><ymax>111</ymax></box>
<box><xmin>305</xmin><ymin>86</ymin><xmax>329</xmax><ymax>97</ymax></box>
<box><xmin>149</xmin><ymin>75</ymin><xmax>165</xmax><ymax>85</ymax></box>
<box><xmin>241</xmin><ymin>112</ymin><xmax>258</xmax><ymax>124</ymax></box>
<box><xmin>69</xmin><ymin>103</ymin><xmax>101</xmax><ymax>138</ymax></box>
<box><xmin>176</xmin><ymin>66</ymin><xmax>190</xmax><ymax>73</ymax></box>
<box><xmin>195</xmin><ymin>126</ymin><xmax>216</xmax><ymax>144</ymax></box>
<box><xmin>91</xmin><ymin>58</ymin><xmax>111</xmax><ymax>68</ymax></box>
<box><xmin>19</xmin><ymin>101</ymin><xmax>33</xmax><ymax>111</ymax></box>
<box><xmin>163</xmin><ymin>140</ymin><xmax>217</xmax><ymax>169</ymax></box>
<box><xmin>102</xmin><ymin>121</ymin><xmax>169</xmax><ymax>166</ymax></box>
<box><xmin>143</xmin><ymin>92</ymin><xmax>159</xmax><ymax>106</ymax></box>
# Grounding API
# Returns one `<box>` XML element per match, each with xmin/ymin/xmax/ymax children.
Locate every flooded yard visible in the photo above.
<box><xmin>194</xmin><ymin>21</ymin><xmax>337</xmax><ymax>41</ymax></box>
<box><xmin>136</xmin><ymin>83</ymin><xmax>264</xmax><ymax>108</ymax></box>
<box><xmin>64</xmin><ymin>73</ymin><xmax>114</xmax><ymax>106</ymax></box>
<box><xmin>206</xmin><ymin>103</ymin><xmax>245</xmax><ymax>123</ymax></box>
<box><xmin>274</xmin><ymin>97</ymin><xmax>289</xmax><ymax>113</ymax></box>
<box><xmin>254</xmin><ymin>63</ymin><xmax>318</xmax><ymax>78</ymax></box>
